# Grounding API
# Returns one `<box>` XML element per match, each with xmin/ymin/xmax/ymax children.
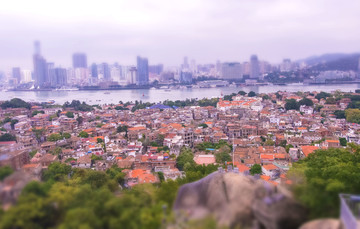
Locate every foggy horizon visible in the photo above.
<box><xmin>1</xmin><ymin>0</ymin><xmax>360</xmax><ymax>70</ymax></box>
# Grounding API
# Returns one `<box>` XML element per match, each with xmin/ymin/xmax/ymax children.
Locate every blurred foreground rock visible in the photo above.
<box><xmin>299</xmin><ymin>219</ymin><xmax>342</xmax><ymax>229</ymax></box>
<box><xmin>173</xmin><ymin>172</ymin><xmax>307</xmax><ymax>229</ymax></box>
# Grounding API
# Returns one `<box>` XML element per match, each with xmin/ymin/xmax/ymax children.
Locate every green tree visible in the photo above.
<box><xmin>0</xmin><ymin>98</ymin><xmax>31</xmax><ymax>109</ymax></box>
<box><xmin>96</xmin><ymin>138</ymin><xmax>103</xmax><ymax>143</ymax></box>
<box><xmin>238</xmin><ymin>90</ymin><xmax>247</xmax><ymax>95</ymax></box>
<box><xmin>176</xmin><ymin>148</ymin><xmax>195</xmax><ymax>171</ymax></box>
<box><xmin>250</xmin><ymin>164</ymin><xmax>262</xmax><ymax>175</ymax></box>
<box><xmin>10</xmin><ymin>119</ymin><xmax>18</xmax><ymax>130</ymax></box>
<box><xmin>78</xmin><ymin>131</ymin><xmax>89</xmax><ymax>138</ymax></box>
<box><xmin>285</xmin><ymin>99</ymin><xmax>299</xmax><ymax>110</ymax></box>
<box><xmin>215</xmin><ymin>152</ymin><xmax>232</xmax><ymax>164</ymax></box>
<box><xmin>289</xmin><ymin>147</ymin><xmax>360</xmax><ymax>218</ymax></box>
<box><xmin>339</xmin><ymin>137</ymin><xmax>347</xmax><ymax>146</ymax></box>
<box><xmin>248</xmin><ymin>91</ymin><xmax>256</xmax><ymax>97</ymax></box>
<box><xmin>62</xmin><ymin>132</ymin><xmax>71</xmax><ymax>139</ymax></box>
<box><xmin>0</xmin><ymin>166</ymin><xmax>13</xmax><ymax>181</ymax></box>
<box><xmin>298</xmin><ymin>98</ymin><xmax>314</xmax><ymax>106</ymax></box>
<box><xmin>117</xmin><ymin>125</ymin><xmax>128</xmax><ymax>133</ymax></box>
<box><xmin>315</xmin><ymin>91</ymin><xmax>331</xmax><ymax>101</ymax></box>
<box><xmin>66</xmin><ymin>111</ymin><xmax>74</xmax><ymax>118</ymax></box>
<box><xmin>334</xmin><ymin>110</ymin><xmax>346</xmax><ymax>119</ymax></box>
<box><xmin>48</xmin><ymin>133</ymin><xmax>62</xmax><ymax>142</ymax></box>
<box><xmin>325</xmin><ymin>97</ymin><xmax>336</xmax><ymax>104</ymax></box>
<box><xmin>198</xmin><ymin>123</ymin><xmax>208</xmax><ymax>128</ymax></box>
<box><xmin>42</xmin><ymin>162</ymin><xmax>72</xmax><ymax>181</ymax></box>
<box><xmin>264</xmin><ymin>139</ymin><xmax>275</xmax><ymax>146</ymax></box>
<box><xmin>0</xmin><ymin>133</ymin><xmax>16</xmax><ymax>142</ymax></box>
<box><xmin>31</xmin><ymin>110</ymin><xmax>45</xmax><ymax>117</ymax></box>
<box><xmin>345</xmin><ymin>109</ymin><xmax>360</xmax><ymax>123</ymax></box>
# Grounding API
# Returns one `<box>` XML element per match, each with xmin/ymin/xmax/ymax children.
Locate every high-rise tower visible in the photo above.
<box><xmin>136</xmin><ymin>56</ymin><xmax>149</xmax><ymax>85</ymax></box>
<box><xmin>33</xmin><ymin>41</ymin><xmax>48</xmax><ymax>88</ymax></box>
<box><xmin>250</xmin><ymin>55</ymin><xmax>260</xmax><ymax>79</ymax></box>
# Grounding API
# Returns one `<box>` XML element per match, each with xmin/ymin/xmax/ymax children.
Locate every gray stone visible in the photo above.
<box><xmin>174</xmin><ymin>172</ymin><xmax>307</xmax><ymax>228</ymax></box>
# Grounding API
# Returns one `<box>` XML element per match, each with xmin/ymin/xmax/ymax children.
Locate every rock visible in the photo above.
<box><xmin>173</xmin><ymin>172</ymin><xmax>307</xmax><ymax>228</ymax></box>
<box><xmin>299</xmin><ymin>219</ymin><xmax>342</xmax><ymax>229</ymax></box>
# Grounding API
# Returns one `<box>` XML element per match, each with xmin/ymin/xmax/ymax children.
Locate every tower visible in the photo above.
<box><xmin>136</xmin><ymin>56</ymin><xmax>149</xmax><ymax>85</ymax></box>
<box><xmin>72</xmin><ymin>53</ymin><xmax>87</xmax><ymax>68</ymax></box>
<box><xmin>250</xmin><ymin>55</ymin><xmax>259</xmax><ymax>79</ymax></box>
<box><xmin>33</xmin><ymin>41</ymin><xmax>48</xmax><ymax>88</ymax></box>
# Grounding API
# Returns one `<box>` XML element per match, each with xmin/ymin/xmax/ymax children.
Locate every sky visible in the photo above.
<box><xmin>0</xmin><ymin>0</ymin><xmax>360</xmax><ymax>70</ymax></box>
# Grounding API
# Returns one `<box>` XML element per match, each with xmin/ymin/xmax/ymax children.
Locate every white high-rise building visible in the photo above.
<box><xmin>110</xmin><ymin>66</ymin><xmax>121</xmax><ymax>82</ymax></box>
<box><xmin>21</xmin><ymin>70</ymin><xmax>32</xmax><ymax>82</ymax></box>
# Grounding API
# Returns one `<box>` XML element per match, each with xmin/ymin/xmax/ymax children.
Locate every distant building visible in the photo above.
<box><xmin>149</xmin><ymin>64</ymin><xmax>163</xmax><ymax>75</ymax></box>
<box><xmin>100</xmin><ymin>63</ymin><xmax>111</xmax><ymax>81</ymax></box>
<box><xmin>281</xmin><ymin>59</ymin><xmax>292</xmax><ymax>72</ymax></box>
<box><xmin>12</xmin><ymin>67</ymin><xmax>21</xmax><ymax>84</ymax></box>
<box><xmin>180</xmin><ymin>71</ymin><xmax>193</xmax><ymax>83</ymax></box>
<box><xmin>110</xmin><ymin>65</ymin><xmax>121</xmax><ymax>82</ymax></box>
<box><xmin>250</xmin><ymin>55</ymin><xmax>260</xmax><ymax>79</ymax></box>
<box><xmin>33</xmin><ymin>41</ymin><xmax>49</xmax><ymax>88</ymax></box>
<box><xmin>72</xmin><ymin>53</ymin><xmax>87</xmax><ymax>68</ymax></box>
<box><xmin>128</xmin><ymin>67</ymin><xmax>137</xmax><ymax>84</ymax></box>
<box><xmin>54</xmin><ymin>68</ymin><xmax>67</xmax><ymax>86</ymax></box>
<box><xmin>21</xmin><ymin>70</ymin><xmax>32</xmax><ymax>82</ymax></box>
<box><xmin>136</xmin><ymin>56</ymin><xmax>149</xmax><ymax>85</ymax></box>
<box><xmin>182</xmin><ymin>56</ymin><xmax>189</xmax><ymax>69</ymax></box>
<box><xmin>91</xmin><ymin>63</ymin><xmax>98</xmax><ymax>78</ymax></box>
<box><xmin>190</xmin><ymin>59</ymin><xmax>196</xmax><ymax>73</ymax></box>
<box><xmin>242</xmin><ymin>62</ymin><xmax>250</xmax><ymax>75</ymax></box>
<box><xmin>47</xmin><ymin>63</ymin><xmax>56</xmax><ymax>87</ymax></box>
<box><xmin>160</xmin><ymin>72</ymin><xmax>175</xmax><ymax>82</ymax></box>
<box><xmin>221</xmin><ymin>62</ymin><xmax>242</xmax><ymax>80</ymax></box>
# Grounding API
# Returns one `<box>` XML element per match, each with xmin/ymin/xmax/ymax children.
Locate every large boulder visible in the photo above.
<box><xmin>299</xmin><ymin>219</ymin><xmax>342</xmax><ymax>229</ymax></box>
<box><xmin>174</xmin><ymin>172</ymin><xmax>307</xmax><ymax>228</ymax></box>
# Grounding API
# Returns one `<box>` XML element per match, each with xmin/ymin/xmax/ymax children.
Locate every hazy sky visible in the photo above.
<box><xmin>1</xmin><ymin>0</ymin><xmax>360</xmax><ymax>70</ymax></box>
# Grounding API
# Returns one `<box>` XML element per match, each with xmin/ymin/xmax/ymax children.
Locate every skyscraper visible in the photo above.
<box><xmin>12</xmin><ymin>67</ymin><xmax>21</xmax><ymax>84</ymax></box>
<box><xmin>149</xmin><ymin>64</ymin><xmax>163</xmax><ymax>75</ymax></box>
<box><xmin>100</xmin><ymin>63</ymin><xmax>111</xmax><ymax>80</ymax></box>
<box><xmin>136</xmin><ymin>56</ymin><xmax>149</xmax><ymax>85</ymax></box>
<box><xmin>54</xmin><ymin>68</ymin><xmax>67</xmax><ymax>86</ymax></box>
<box><xmin>33</xmin><ymin>41</ymin><xmax>48</xmax><ymax>88</ymax></box>
<box><xmin>221</xmin><ymin>62</ymin><xmax>242</xmax><ymax>80</ymax></box>
<box><xmin>183</xmin><ymin>56</ymin><xmax>189</xmax><ymax>69</ymax></box>
<box><xmin>91</xmin><ymin>63</ymin><xmax>98</xmax><ymax>78</ymax></box>
<box><xmin>47</xmin><ymin>63</ymin><xmax>56</xmax><ymax>87</ymax></box>
<box><xmin>180</xmin><ymin>70</ymin><xmax>193</xmax><ymax>83</ymax></box>
<box><xmin>72</xmin><ymin>53</ymin><xmax>87</xmax><ymax>68</ymax></box>
<box><xmin>250</xmin><ymin>55</ymin><xmax>260</xmax><ymax>79</ymax></box>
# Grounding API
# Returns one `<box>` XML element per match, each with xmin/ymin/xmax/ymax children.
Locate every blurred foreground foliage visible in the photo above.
<box><xmin>288</xmin><ymin>143</ymin><xmax>360</xmax><ymax>219</ymax></box>
<box><xmin>0</xmin><ymin>155</ymin><xmax>219</xmax><ymax>229</ymax></box>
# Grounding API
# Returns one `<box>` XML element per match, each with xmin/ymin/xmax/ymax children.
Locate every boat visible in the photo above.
<box><xmin>164</xmin><ymin>89</ymin><xmax>171</xmax><ymax>92</ymax></box>
<box><xmin>104</xmin><ymin>92</ymin><xmax>110</xmax><ymax>94</ymax></box>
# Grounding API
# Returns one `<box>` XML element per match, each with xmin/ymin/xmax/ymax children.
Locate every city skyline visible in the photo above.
<box><xmin>0</xmin><ymin>0</ymin><xmax>360</xmax><ymax>69</ymax></box>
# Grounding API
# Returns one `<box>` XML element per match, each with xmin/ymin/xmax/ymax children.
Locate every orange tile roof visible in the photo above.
<box><xmin>301</xmin><ymin>145</ymin><xmax>319</xmax><ymax>157</ymax></box>
<box><xmin>236</xmin><ymin>164</ymin><xmax>250</xmax><ymax>173</ymax></box>
<box><xmin>129</xmin><ymin>126</ymin><xmax>146</xmax><ymax>131</ymax></box>
<box><xmin>274</xmin><ymin>154</ymin><xmax>286</xmax><ymax>159</ymax></box>
<box><xmin>260</xmin><ymin>154</ymin><xmax>275</xmax><ymax>160</ymax></box>
<box><xmin>263</xmin><ymin>164</ymin><xmax>278</xmax><ymax>171</ymax></box>
<box><xmin>326</xmin><ymin>140</ymin><xmax>340</xmax><ymax>143</ymax></box>
<box><xmin>260</xmin><ymin>175</ymin><xmax>271</xmax><ymax>181</ymax></box>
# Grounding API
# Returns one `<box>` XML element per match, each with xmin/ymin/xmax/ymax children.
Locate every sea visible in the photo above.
<box><xmin>1</xmin><ymin>83</ymin><xmax>360</xmax><ymax>105</ymax></box>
